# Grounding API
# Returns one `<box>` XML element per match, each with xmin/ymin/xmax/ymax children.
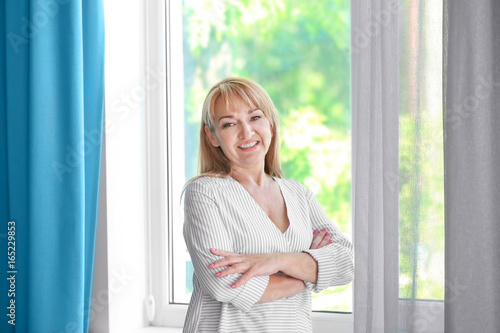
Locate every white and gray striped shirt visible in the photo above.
<box><xmin>182</xmin><ymin>176</ymin><xmax>354</xmax><ymax>333</ymax></box>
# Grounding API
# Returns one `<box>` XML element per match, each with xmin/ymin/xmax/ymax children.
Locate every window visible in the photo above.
<box><xmin>142</xmin><ymin>1</ymin><xmax>447</xmax><ymax>332</ymax></box>
<box><xmin>168</xmin><ymin>0</ymin><xmax>352</xmax><ymax>314</ymax></box>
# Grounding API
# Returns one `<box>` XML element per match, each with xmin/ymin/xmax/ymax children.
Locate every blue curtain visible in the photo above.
<box><xmin>0</xmin><ymin>1</ymin><xmax>104</xmax><ymax>332</ymax></box>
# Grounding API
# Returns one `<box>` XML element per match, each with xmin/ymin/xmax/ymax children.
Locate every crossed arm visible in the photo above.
<box><xmin>209</xmin><ymin>228</ymin><xmax>333</xmax><ymax>303</ymax></box>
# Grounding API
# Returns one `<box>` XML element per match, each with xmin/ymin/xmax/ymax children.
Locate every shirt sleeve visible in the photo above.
<box><xmin>183</xmin><ymin>179</ymin><xmax>270</xmax><ymax>313</ymax></box>
<box><xmin>302</xmin><ymin>187</ymin><xmax>354</xmax><ymax>293</ymax></box>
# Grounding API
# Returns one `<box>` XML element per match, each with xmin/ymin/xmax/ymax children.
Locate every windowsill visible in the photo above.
<box><xmin>129</xmin><ymin>327</ymin><xmax>183</xmax><ymax>333</ymax></box>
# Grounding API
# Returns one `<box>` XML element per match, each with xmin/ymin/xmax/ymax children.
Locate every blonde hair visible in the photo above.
<box><xmin>190</xmin><ymin>77</ymin><xmax>283</xmax><ymax>184</ymax></box>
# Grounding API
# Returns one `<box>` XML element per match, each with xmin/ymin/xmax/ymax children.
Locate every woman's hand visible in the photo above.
<box><xmin>209</xmin><ymin>248</ymin><xmax>282</xmax><ymax>289</ymax></box>
<box><xmin>310</xmin><ymin>228</ymin><xmax>333</xmax><ymax>249</ymax></box>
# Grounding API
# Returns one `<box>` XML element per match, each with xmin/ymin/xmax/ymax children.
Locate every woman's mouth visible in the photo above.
<box><xmin>238</xmin><ymin>141</ymin><xmax>259</xmax><ymax>149</ymax></box>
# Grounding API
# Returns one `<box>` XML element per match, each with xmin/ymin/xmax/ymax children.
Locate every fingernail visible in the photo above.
<box><xmin>231</xmin><ymin>284</ymin><xmax>236</xmax><ymax>289</ymax></box>
<box><xmin>215</xmin><ymin>272</ymin><xmax>221</xmax><ymax>277</ymax></box>
<box><xmin>210</xmin><ymin>248</ymin><xmax>216</xmax><ymax>251</ymax></box>
<box><xmin>321</xmin><ymin>227</ymin><xmax>327</xmax><ymax>232</ymax></box>
<box><xmin>313</xmin><ymin>229</ymin><xmax>319</xmax><ymax>235</ymax></box>
<box><xmin>209</xmin><ymin>263</ymin><xmax>214</xmax><ymax>268</ymax></box>
<box><xmin>326</xmin><ymin>232</ymin><xmax>330</xmax><ymax>236</ymax></box>
<box><xmin>329</xmin><ymin>240</ymin><xmax>333</xmax><ymax>244</ymax></box>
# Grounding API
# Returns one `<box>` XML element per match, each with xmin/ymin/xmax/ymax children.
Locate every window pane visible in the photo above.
<box><xmin>172</xmin><ymin>0</ymin><xmax>352</xmax><ymax>312</ymax></box>
<box><xmin>399</xmin><ymin>1</ymin><xmax>444</xmax><ymax>301</ymax></box>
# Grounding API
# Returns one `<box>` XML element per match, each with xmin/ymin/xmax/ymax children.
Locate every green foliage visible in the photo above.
<box><xmin>399</xmin><ymin>109</ymin><xmax>445</xmax><ymax>301</ymax></box>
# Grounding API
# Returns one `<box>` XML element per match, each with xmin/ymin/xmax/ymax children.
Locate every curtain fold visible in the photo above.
<box><xmin>352</xmin><ymin>1</ymin><xmax>400</xmax><ymax>332</ymax></box>
<box><xmin>444</xmin><ymin>0</ymin><xmax>500</xmax><ymax>332</ymax></box>
<box><xmin>0</xmin><ymin>1</ymin><xmax>105</xmax><ymax>332</ymax></box>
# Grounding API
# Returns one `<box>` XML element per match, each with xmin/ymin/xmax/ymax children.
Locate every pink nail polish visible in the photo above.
<box><xmin>321</xmin><ymin>227</ymin><xmax>327</xmax><ymax>232</ymax></box>
<box><xmin>231</xmin><ymin>284</ymin><xmax>236</xmax><ymax>289</ymax></box>
<box><xmin>329</xmin><ymin>240</ymin><xmax>333</xmax><ymax>244</ymax></box>
<box><xmin>216</xmin><ymin>272</ymin><xmax>221</xmax><ymax>277</ymax></box>
<box><xmin>209</xmin><ymin>263</ymin><xmax>214</xmax><ymax>268</ymax></box>
<box><xmin>326</xmin><ymin>232</ymin><xmax>330</xmax><ymax>236</ymax></box>
<box><xmin>313</xmin><ymin>229</ymin><xmax>319</xmax><ymax>235</ymax></box>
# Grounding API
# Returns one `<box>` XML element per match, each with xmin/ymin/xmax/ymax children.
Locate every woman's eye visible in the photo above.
<box><xmin>251</xmin><ymin>116</ymin><xmax>261</xmax><ymax>121</ymax></box>
<box><xmin>222</xmin><ymin>123</ymin><xmax>234</xmax><ymax>128</ymax></box>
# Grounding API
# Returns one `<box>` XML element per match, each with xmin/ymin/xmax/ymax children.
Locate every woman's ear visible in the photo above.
<box><xmin>204</xmin><ymin>125</ymin><xmax>220</xmax><ymax>147</ymax></box>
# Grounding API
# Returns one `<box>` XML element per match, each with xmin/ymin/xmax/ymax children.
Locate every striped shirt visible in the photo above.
<box><xmin>182</xmin><ymin>176</ymin><xmax>354</xmax><ymax>333</ymax></box>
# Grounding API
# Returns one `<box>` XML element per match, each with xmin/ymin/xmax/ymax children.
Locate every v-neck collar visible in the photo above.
<box><xmin>228</xmin><ymin>176</ymin><xmax>291</xmax><ymax>235</ymax></box>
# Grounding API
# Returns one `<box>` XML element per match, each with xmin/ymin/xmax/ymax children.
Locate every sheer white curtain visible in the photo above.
<box><xmin>352</xmin><ymin>1</ymin><xmax>444</xmax><ymax>332</ymax></box>
<box><xmin>351</xmin><ymin>0</ymin><xmax>400</xmax><ymax>331</ymax></box>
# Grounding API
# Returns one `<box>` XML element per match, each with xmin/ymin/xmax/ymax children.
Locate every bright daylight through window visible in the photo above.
<box><xmin>170</xmin><ymin>0</ymin><xmax>352</xmax><ymax>312</ymax></box>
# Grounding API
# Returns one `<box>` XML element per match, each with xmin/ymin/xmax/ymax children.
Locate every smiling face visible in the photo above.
<box><xmin>204</xmin><ymin>95</ymin><xmax>274</xmax><ymax>173</ymax></box>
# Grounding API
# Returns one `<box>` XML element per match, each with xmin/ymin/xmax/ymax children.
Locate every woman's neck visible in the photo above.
<box><xmin>230</xmin><ymin>166</ymin><xmax>271</xmax><ymax>187</ymax></box>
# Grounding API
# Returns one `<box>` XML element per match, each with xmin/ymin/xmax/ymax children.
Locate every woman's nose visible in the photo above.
<box><xmin>238</xmin><ymin>122</ymin><xmax>253</xmax><ymax>139</ymax></box>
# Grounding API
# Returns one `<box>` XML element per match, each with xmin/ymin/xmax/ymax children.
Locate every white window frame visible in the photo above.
<box><xmin>144</xmin><ymin>1</ymin><xmax>353</xmax><ymax>331</ymax></box>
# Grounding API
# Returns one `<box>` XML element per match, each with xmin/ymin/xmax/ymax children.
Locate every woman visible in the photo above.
<box><xmin>183</xmin><ymin>77</ymin><xmax>354</xmax><ymax>332</ymax></box>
